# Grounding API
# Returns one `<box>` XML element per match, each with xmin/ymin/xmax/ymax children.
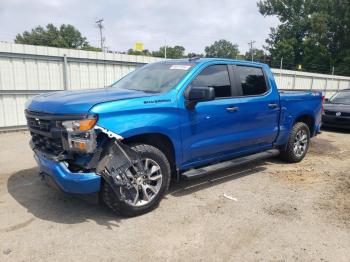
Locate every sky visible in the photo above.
<box><xmin>0</xmin><ymin>0</ymin><xmax>279</xmax><ymax>54</ymax></box>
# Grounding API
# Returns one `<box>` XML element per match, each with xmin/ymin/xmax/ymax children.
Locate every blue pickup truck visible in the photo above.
<box><xmin>25</xmin><ymin>58</ymin><xmax>322</xmax><ymax>216</ymax></box>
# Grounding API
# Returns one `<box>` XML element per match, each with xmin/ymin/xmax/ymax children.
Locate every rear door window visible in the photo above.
<box><xmin>235</xmin><ymin>66</ymin><xmax>268</xmax><ymax>96</ymax></box>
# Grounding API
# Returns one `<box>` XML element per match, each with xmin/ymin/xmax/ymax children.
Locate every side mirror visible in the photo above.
<box><xmin>185</xmin><ymin>86</ymin><xmax>215</xmax><ymax>109</ymax></box>
<box><xmin>324</xmin><ymin>98</ymin><xmax>329</xmax><ymax>102</ymax></box>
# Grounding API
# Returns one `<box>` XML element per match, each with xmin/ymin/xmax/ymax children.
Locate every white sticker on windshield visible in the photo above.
<box><xmin>169</xmin><ymin>65</ymin><xmax>191</xmax><ymax>70</ymax></box>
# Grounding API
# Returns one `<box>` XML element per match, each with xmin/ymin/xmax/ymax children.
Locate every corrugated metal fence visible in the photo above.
<box><xmin>272</xmin><ymin>68</ymin><xmax>350</xmax><ymax>98</ymax></box>
<box><xmin>0</xmin><ymin>43</ymin><xmax>161</xmax><ymax>130</ymax></box>
<box><xmin>1</xmin><ymin>42</ymin><xmax>350</xmax><ymax>131</ymax></box>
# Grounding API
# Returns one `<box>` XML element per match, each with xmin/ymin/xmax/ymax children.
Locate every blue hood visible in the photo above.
<box><xmin>26</xmin><ymin>88</ymin><xmax>155</xmax><ymax>114</ymax></box>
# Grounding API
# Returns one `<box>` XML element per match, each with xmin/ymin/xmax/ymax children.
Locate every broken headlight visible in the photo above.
<box><xmin>62</xmin><ymin>116</ymin><xmax>97</xmax><ymax>153</ymax></box>
<box><xmin>62</xmin><ymin>118</ymin><xmax>97</xmax><ymax>132</ymax></box>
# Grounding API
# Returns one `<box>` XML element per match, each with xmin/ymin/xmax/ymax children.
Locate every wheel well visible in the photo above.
<box><xmin>295</xmin><ymin>115</ymin><xmax>314</xmax><ymax>135</ymax></box>
<box><xmin>123</xmin><ymin>133</ymin><xmax>176</xmax><ymax>170</ymax></box>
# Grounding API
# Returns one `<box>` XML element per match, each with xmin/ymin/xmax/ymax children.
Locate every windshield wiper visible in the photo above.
<box><xmin>142</xmin><ymin>90</ymin><xmax>160</xmax><ymax>94</ymax></box>
<box><xmin>124</xmin><ymin>88</ymin><xmax>159</xmax><ymax>94</ymax></box>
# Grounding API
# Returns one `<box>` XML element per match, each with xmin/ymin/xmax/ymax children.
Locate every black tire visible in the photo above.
<box><xmin>101</xmin><ymin>143</ymin><xmax>171</xmax><ymax>217</ymax></box>
<box><xmin>280</xmin><ymin>122</ymin><xmax>310</xmax><ymax>163</ymax></box>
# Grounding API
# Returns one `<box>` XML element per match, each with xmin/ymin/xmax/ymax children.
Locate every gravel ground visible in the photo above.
<box><xmin>0</xmin><ymin>130</ymin><xmax>349</xmax><ymax>261</ymax></box>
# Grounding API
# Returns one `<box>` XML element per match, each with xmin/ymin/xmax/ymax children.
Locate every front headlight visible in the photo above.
<box><xmin>61</xmin><ymin>116</ymin><xmax>98</xmax><ymax>153</ymax></box>
<box><xmin>62</xmin><ymin>118</ymin><xmax>97</xmax><ymax>132</ymax></box>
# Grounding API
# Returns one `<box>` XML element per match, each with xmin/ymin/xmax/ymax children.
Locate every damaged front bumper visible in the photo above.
<box><xmin>26</xmin><ymin>110</ymin><xmax>125</xmax><ymax>194</ymax></box>
<box><xmin>34</xmin><ymin>151</ymin><xmax>101</xmax><ymax>194</ymax></box>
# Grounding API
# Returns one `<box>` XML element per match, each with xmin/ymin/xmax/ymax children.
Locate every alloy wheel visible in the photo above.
<box><xmin>293</xmin><ymin>129</ymin><xmax>308</xmax><ymax>158</ymax></box>
<box><xmin>120</xmin><ymin>158</ymin><xmax>163</xmax><ymax>207</ymax></box>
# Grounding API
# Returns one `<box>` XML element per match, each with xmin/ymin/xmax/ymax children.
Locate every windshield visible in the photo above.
<box><xmin>329</xmin><ymin>90</ymin><xmax>350</xmax><ymax>104</ymax></box>
<box><xmin>111</xmin><ymin>62</ymin><xmax>194</xmax><ymax>93</ymax></box>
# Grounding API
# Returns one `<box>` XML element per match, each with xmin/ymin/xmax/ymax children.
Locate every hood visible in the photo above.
<box><xmin>324</xmin><ymin>103</ymin><xmax>350</xmax><ymax>113</ymax></box>
<box><xmin>26</xmin><ymin>88</ymin><xmax>155</xmax><ymax>114</ymax></box>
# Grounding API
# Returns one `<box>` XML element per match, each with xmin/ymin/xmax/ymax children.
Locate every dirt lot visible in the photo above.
<box><xmin>0</xmin><ymin>130</ymin><xmax>349</xmax><ymax>261</ymax></box>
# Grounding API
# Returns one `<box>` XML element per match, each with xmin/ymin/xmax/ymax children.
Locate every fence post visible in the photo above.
<box><xmin>292</xmin><ymin>73</ymin><xmax>296</xmax><ymax>89</ymax></box>
<box><xmin>63</xmin><ymin>54</ymin><xmax>68</xmax><ymax>90</ymax></box>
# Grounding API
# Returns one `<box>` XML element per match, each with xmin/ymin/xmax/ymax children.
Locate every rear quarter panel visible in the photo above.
<box><xmin>275</xmin><ymin>91</ymin><xmax>323</xmax><ymax>146</ymax></box>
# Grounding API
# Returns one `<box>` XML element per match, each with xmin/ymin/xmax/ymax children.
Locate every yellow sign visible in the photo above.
<box><xmin>134</xmin><ymin>42</ymin><xmax>144</xmax><ymax>51</ymax></box>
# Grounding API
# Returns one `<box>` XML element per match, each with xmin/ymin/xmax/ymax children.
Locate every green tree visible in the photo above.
<box><xmin>187</xmin><ymin>52</ymin><xmax>204</xmax><ymax>58</ymax></box>
<box><xmin>15</xmin><ymin>24</ymin><xmax>100</xmax><ymax>51</ymax></box>
<box><xmin>152</xmin><ymin>45</ymin><xmax>185</xmax><ymax>58</ymax></box>
<box><xmin>245</xmin><ymin>48</ymin><xmax>268</xmax><ymax>62</ymax></box>
<box><xmin>127</xmin><ymin>49</ymin><xmax>152</xmax><ymax>56</ymax></box>
<box><xmin>204</xmin><ymin>39</ymin><xmax>240</xmax><ymax>59</ymax></box>
<box><xmin>258</xmin><ymin>0</ymin><xmax>311</xmax><ymax>69</ymax></box>
<box><xmin>258</xmin><ymin>0</ymin><xmax>350</xmax><ymax>75</ymax></box>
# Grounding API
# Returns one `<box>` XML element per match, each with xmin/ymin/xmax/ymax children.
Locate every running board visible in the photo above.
<box><xmin>181</xmin><ymin>149</ymin><xmax>280</xmax><ymax>180</ymax></box>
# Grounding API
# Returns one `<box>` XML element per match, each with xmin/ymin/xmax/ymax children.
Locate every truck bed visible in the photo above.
<box><xmin>276</xmin><ymin>90</ymin><xmax>323</xmax><ymax>144</ymax></box>
<box><xmin>279</xmin><ymin>90</ymin><xmax>322</xmax><ymax>99</ymax></box>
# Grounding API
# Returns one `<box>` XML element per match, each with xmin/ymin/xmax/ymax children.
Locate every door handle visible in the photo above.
<box><xmin>226</xmin><ymin>106</ymin><xmax>239</xmax><ymax>112</ymax></box>
<box><xmin>268</xmin><ymin>103</ymin><xmax>278</xmax><ymax>109</ymax></box>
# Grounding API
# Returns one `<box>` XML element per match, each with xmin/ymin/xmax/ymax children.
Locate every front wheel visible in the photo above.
<box><xmin>101</xmin><ymin>143</ymin><xmax>171</xmax><ymax>217</ymax></box>
<box><xmin>280</xmin><ymin>122</ymin><xmax>310</xmax><ymax>163</ymax></box>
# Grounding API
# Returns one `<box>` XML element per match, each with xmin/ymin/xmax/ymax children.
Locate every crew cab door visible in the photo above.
<box><xmin>179</xmin><ymin>63</ymin><xmax>280</xmax><ymax>169</ymax></box>
<box><xmin>180</xmin><ymin>63</ymin><xmax>243</xmax><ymax>167</ymax></box>
<box><xmin>230</xmin><ymin>64</ymin><xmax>280</xmax><ymax>148</ymax></box>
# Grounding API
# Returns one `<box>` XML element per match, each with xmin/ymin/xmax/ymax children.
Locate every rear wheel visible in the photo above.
<box><xmin>101</xmin><ymin>143</ymin><xmax>171</xmax><ymax>216</ymax></box>
<box><xmin>280</xmin><ymin>122</ymin><xmax>310</xmax><ymax>163</ymax></box>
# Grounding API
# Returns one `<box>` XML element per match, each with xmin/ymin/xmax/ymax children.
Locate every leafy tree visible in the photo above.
<box><xmin>258</xmin><ymin>0</ymin><xmax>350</xmax><ymax>75</ymax></box>
<box><xmin>82</xmin><ymin>45</ymin><xmax>102</xmax><ymax>52</ymax></box>
<box><xmin>152</xmin><ymin>45</ymin><xmax>185</xmax><ymax>58</ymax></box>
<box><xmin>204</xmin><ymin>39</ymin><xmax>240</xmax><ymax>59</ymax></box>
<box><xmin>127</xmin><ymin>49</ymin><xmax>152</xmax><ymax>56</ymax></box>
<box><xmin>15</xmin><ymin>24</ymin><xmax>100</xmax><ymax>51</ymax></box>
<box><xmin>187</xmin><ymin>52</ymin><xmax>204</xmax><ymax>58</ymax></box>
<box><xmin>258</xmin><ymin>0</ymin><xmax>311</xmax><ymax>69</ymax></box>
<box><xmin>245</xmin><ymin>48</ymin><xmax>268</xmax><ymax>62</ymax></box>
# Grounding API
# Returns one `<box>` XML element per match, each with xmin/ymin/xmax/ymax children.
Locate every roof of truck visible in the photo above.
<box><xmin>158</xmin><ymin>58</ymin><xmax>267</xmax><ymax>67</ymax></box>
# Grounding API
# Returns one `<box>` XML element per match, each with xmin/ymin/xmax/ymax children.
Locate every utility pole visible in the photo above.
<box><xmin>248</xmin><ymin>40</ymin><xmax>256</xmax><ymax>61</ymax></box>
<box><xmin>96</xmin><ymin>18</ymin><xmax>104</xmax><ymax>51</ymax></box>
<box><xmin>164</xmin><ymin>39</ymin><xmax>167</xmax><ymax>59</ymax></box>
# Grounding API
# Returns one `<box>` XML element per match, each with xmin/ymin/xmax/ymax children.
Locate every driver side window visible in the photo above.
<box><xmin>190</xmin><ymin>65</ymin><xmax>231</xmax><ymax>98</ymax></box>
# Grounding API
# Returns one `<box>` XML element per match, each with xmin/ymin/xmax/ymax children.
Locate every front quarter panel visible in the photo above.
<box><xmin>89</xmin><ymin>91</ymin><xmax>183</xmax><ymax>165</ymax></box>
